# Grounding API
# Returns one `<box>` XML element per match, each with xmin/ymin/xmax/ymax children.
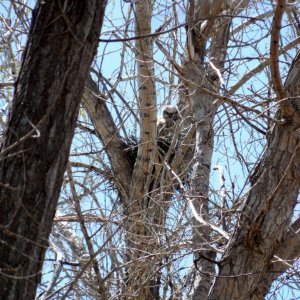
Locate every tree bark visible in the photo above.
<box><xmin>185</xmin><ymin>1</ymin><xmax>250</xmax><ymax>299</ymax></box>
<box><xmin>125</xmin><ymin>1</ymin><xmax>158</xmax><ymax>298</ymax></box>
<box><xmin>183</xmin><ymin>1</ymin><xmax>228</xmax><ymax>298</ymax></box>
<box><xmin>250</xmin><ymin>217</ymin><xmax>300</xmax><ymax>298</ymax></box>
<box><xmin>83</xmin><ymin>76</ymin><xmax>133</xmax><ymax>202</ymax></box>
<box><xmin>208</xmin><ymin>50</ymin><xmax>300</xmax><ymax>300</ymax></box>
<box><xmin>0</xmin><ymin>1</ymin><xmax>106</xmax><ymax>299</ymax></box>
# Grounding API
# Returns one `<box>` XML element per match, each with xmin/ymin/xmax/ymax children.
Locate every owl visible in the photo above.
<box><xmin>157</xmin><ymin>105</ymin><xmax>180</xmax><ymax>156</ymax></box>
<box><xmin>157</xmin><ymin>105</ymin><xmax>179</xmax><ymax>134</ymax></box>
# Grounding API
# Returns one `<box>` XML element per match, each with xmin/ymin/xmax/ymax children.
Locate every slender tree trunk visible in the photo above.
<box><xmin>183</xmin><ymin>1</ymin><xmax>248</xmax><ymax>299</ymax></box>
<box><xmin>181</xmin><ymin>1</ymin><xmax>226</xmax><ymax>298</ymax></box>
<box><xmin>0</xmin><ymin>1</ymin><xmax>106</xmax><ymax>299</ymax></box>
<box><xmin>125</xmin><ymin>1</ymin><xmax>158</xmax><ymax>299</ymax></box>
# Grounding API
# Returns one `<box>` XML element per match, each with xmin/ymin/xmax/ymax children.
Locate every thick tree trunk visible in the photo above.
<box><xmin>208</xmin><ymin>50</ymin><xmax>300</xmax><ymax>300</ymax></box>
<box><xmin>0</xmin><ymin>1</ymin><xmax>106</xmax><ymax>299</ymax></box>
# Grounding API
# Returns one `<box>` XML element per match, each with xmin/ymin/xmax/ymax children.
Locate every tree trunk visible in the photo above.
<box><xmin>0</xmin><ymin>1</ymin><xmax>106</xmax><ymax>299</ymax></box>
<box><xmin>125</xmin><ymin>1</ymin><xmax>158</xmax><ymax>299</ymax></box>
<box><xmin>184</xmin><ymin>1</ymin><xmax>249</xmax><ymax>299</ymax></box>
<box><xmin>182</xmin><ymin>1</ymin><xmax>229</xmax><ymax>298</ymax></box>
<box><xmin>208</xmin><ymin>49</ymin><xmax>300</xmax><ymax>300</ymax></box>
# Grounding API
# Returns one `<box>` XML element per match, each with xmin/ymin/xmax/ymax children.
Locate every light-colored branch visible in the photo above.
<box><xmin>171</xmin><ymin>163</ymin><xmax>230</xmax><ymax>240</ymax></box>
<box><xmin>39</xmin><ymin>244</ymin><xmax>63</xmax><ymax>300</ymax></box>
<box><xmin>231</xmin><ymin>11</ymin><xmax>273</xmax><ymax>35</ymax></box>
<box><xmin>54</xmin><ymin>214</ymin><xmax>120</xmax><ymax>225</ymax></box>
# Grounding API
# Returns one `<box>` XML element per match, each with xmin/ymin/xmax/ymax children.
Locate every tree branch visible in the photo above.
<box><xmin>83</xmin><ymin>76</ymin><xmax>133</xmax><ymax>202</ymax></box>
<box><xmin>270</xmin><ymin>0</ymin><xmax>286</xmax><ymax>101</ymax></box>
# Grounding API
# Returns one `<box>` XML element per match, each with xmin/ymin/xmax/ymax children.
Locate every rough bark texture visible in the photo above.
<box><xmin>252</xmin><ymin>218</ymin><xmax>300</xmax><ymax>297</ymax></box>
<box><xmin>0</xmin><ymin>1</ymin><xmax>106</xmax><ymax>299</ymax></box>
<box><xmin>208</xmin><ymin>50</ymin><xmax>300</xmax><ymax>300</ymax></box>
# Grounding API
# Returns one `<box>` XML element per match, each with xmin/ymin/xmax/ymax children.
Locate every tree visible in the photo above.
<box><xmin>0</xmin><ymin>0</ymin><xmax>300</xmax><ymax>299</ymax></box>
<box><xmin>0</xmin><ymin>1</ymin><xmax>107</xmax><ymax>299</ymax></box>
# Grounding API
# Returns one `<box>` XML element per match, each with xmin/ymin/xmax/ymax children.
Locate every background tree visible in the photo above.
<box><xmin>0</xmin><ymin>0</ymin><xmax>300</xmax><ymax>299</ymax></box>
